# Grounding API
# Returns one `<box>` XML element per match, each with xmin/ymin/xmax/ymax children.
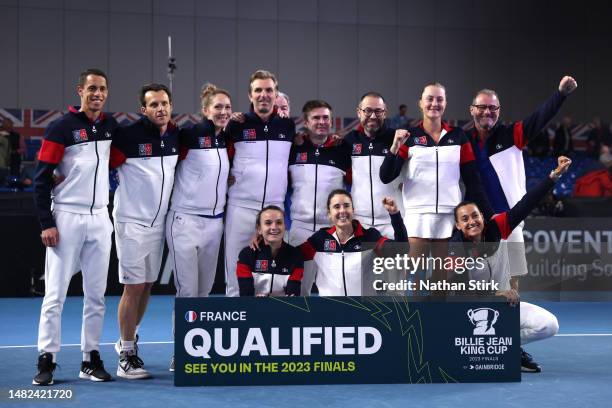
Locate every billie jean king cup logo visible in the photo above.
<box><xmin>467</xmin><ymin>308</ymin><xmax>499</xmax><ymax>335</ymax></box>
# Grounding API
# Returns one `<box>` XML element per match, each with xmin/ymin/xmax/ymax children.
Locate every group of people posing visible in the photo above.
<box><xmin>32</xmin><ymin>67</ymin><xmax>577</xmax><ymax>385</ymax></box>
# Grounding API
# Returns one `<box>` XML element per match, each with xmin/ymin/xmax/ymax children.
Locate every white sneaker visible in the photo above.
<box><xmin>117</xmin><ymin>351</ymin><xmax>150</xmax><ymax>380</ymax></box>
<box><xmin>115</xmin><ymin>334</ymin><xmax>139</xmax><ymax>356</ymax></box>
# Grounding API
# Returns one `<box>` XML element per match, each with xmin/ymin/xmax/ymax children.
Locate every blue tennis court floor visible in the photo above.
<box><xmin>1</xmin><ymin>296</ymin><xmax>611</xmax><ymax>408</ymax></box>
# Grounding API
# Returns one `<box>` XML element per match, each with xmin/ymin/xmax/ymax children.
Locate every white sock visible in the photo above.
<box><xmin>83</xmin><ymin>352</ymin><xmax>90</xmax><ymax>362</ymax></box>
<box><xmin>121</xmin><ymin>340</ymin><xmax>135</xmax><ymax>352</ymax></box>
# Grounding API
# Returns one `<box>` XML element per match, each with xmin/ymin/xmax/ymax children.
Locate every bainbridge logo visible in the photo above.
<box><xmin>185</xmin><ymin>311</ymin><xmax>198</xmax><ymax>323</ymax></box>
<box><xmin>467</xmin><ymin>308</ymin><xmax>499</xmax><ymax>335</ymax></box>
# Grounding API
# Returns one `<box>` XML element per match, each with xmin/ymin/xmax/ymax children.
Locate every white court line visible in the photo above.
<box><xmin>0</xmin><ymin>341</ymin><xmax>173</xmax><ymax>349</ymax></box>
<box><xmin>1</xmin><ymin>335</ymin><xmax>611</xmax><ymax>349</ymax></box>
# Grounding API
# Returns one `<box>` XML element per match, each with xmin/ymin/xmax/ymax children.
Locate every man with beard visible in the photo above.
<box><xmin>466</xmin><ymin>76</ymin><xmax>577</xmax><ymax>282</ymax></box>
<box><xmin>342</xmin><ymin>92</ymin><xmax>403</xmax><ymax>238</ymax></box>
<box><xmin>466</xmin><ymin>76</ymin><xmax>577</xmax><ymax>371</ymax></box>
<box><xmin>224</xmin><ymin>70</ymin><xmax>295</xmax><ymax>297</ymax></box>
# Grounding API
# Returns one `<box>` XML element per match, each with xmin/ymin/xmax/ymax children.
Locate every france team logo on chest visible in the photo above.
<box><xmin>72</xmin><ymin>129</ymin><xmax>88</xmax><ymax>142</ymax></box>
<box><xmin>138</xmin><ymin>143</ymin><xmax>153</xmax><ymax>156</ymax></box>
<box><xmin>324</xmin><ymin>239</ymin><xmax>337</xmax><ymax>251</ymax></box>
<box><xmin>243</xmin><ymin>129</ymin><xmax>257</xmax><ymax>140</ymax></box>
<box><xmin>295</xmin><ymin>152</ymin><xmax>308</xmax><ymax>163</ymax></box>
<box><xmin>414</xmin><ymin>136</ymin><xmax>427</xmax><ymax>146</ymax></box>
<box><xmin>352</xmin><ymin>143</ymin><xmax>362</xmax><ymax>154</ymax></box>
<box><xmin>255</xmin><ymin>260</ymin><xmax>268</xmax><ymax>272</ymax></box>
<box><xmin>198</xmin><ymin>136</ymin><xmax>212</xmax><ymax>148</ymax></box>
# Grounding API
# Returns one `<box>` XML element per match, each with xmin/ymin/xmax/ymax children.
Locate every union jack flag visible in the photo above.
<box><xmin>172</xmin><ymin>113</ymin><xmax>200</xmax><ymax>128</ymax></box>
<box><xmin>295</xmin><ymin>152</ymin><xmax>307</xmax><ymax>163</ymax></box>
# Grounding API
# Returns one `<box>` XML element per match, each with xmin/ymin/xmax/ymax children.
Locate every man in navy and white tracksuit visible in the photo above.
<box><xmin>224</xmin><ymin>70</ymin><xmax>295</xmax><ymax>297</ymax></box>
<box><xmin>342</xmin><ymin>92</ymin><xmax>403</xmax><ymax>238</ymax></box>
<box><xmin>466</xmin><ymin>75</ymin><xmax>578</xmax><ymax>280</ymax></box>
<box><xmin>110</xmin><ymin>83</ymin><xmax>179</xmax><ymax>379</ymax></box>
<box><xmin>288</xmin><ymin>100</ymin><xmax>351</xmax><ymax>295</ymax></box>
<box><xmin>466</xmin><ymin>76</ymin><xmax>577</xmax><ymax>372</ymax></box>
<box><xmin>33</xmin><ymin>69</ymin><xmax>117</xmax><ymax>385</ymax></box>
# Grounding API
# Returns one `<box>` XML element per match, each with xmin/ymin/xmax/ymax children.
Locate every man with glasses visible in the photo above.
<box><xmin>342</xmin><ymin>92</ymin><xmax>403</xmax><ymax>238</ymax></box>
<box><xmin>466</xmin><ymin>75</ymin><xmax>577</xmax><ymax>373</ymax></box>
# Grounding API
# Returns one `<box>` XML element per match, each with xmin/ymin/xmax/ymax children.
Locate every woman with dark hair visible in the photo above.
<box><xmin>237</xmin><ymin>205</ymin><xmax>304</xmax><ymax>297</ymax></box>
<box><xmin>299</xmin><ymin>189</ymin><xmax>408</xmax><ymax>296</ymax></box>
<box><xmin>450</xmin><ymin>156</ymin><xmax>571</xmax><ymax>373</ymax></box>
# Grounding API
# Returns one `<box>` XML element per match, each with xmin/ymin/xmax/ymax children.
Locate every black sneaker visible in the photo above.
<box><xmin>521</xmin><ymin>348</ymin><xmax>542</xmax><ymax>373</ymax></box>
<box><xmin>169</xmin><ymin>356</ymin><xmax>175</xmax><ymax>372</ymax></box>
<box><xmin>117</xmin><ymin>351</ymin><xmax>150</xmax><ymax>379</ymax></box>
<box><xmin>79</xmin><ymin>350</ymin><xmax>112</xmax><ymax>382</ymax></box>
<box><xmin>33</xmin><ymin>353</ymin><xmax>56</xmax><ymax>386</ymax></box>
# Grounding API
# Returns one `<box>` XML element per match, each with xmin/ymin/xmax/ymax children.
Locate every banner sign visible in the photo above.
<box><xmin>522</xmin><ymin>218</ymin><xmax>612</xmax><ymax>292</ymax></box>
<box><xmin>174</xmin><ymin>297</ymin><xmax>520</xmax><ymax>386</ymax></box>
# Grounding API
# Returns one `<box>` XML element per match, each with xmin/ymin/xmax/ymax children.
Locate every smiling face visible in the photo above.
<box><xmin>470</xmin><ymin>92</ymin><xmax>500</xmax><ymax>132</ymax></box>
<box><xmin>78</xmin><ymin>74</ymin><xmax>108</xmax><ymax>115</ymax></box>
<box><xmin>141</xmin><ymin>90</ymin><xmax>172</xmax><ymax>130</ymax></box>
<box><xmin>249</xmin><ymin>78</ymin><xmax>277</xmax><ymax>117</ymax></box>
<box><xmin>357</xmin><ymin>95</ymin><xmax>386</xmax><ymax>135</ymax></box>
<box><xmin>419</xmin><ymin>85</ymin><xmax>446</xmax><ymax>121</ymax></box>
<box><xmin>328</xmin><ymin>193</ymin><xmax>354</xmax><ymax>229</ymax></box>
<box><xmin>257</xmin><ymin>209</ymin><xmax>285</xmax><ymax>246</ymax></box>
<box><xmin>304</xmin><ymin>107</ymin><xmax>332</xmax><ymax>138</ymax></box>
<box><xmin>203</xmin><ymin>93</ymin><xmax>232</xmax><ymax>131</ymax></box>
<box><xmin>275</xmin><ymin>95</ymin><xmax>290</xmax><ymax>117</ymax></box>
<box><xmin>455</xmin><ymin>203</ymin><xmax>484</xmax><ymax>241</ymax></box>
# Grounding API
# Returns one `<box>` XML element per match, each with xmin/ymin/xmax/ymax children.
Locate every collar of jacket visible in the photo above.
<box><xmin>418</xmin><ymin>120</ymin><xmax>453</xmax><ymax>133</ymax></box>
<box><xmin>68</xmin><ymin>105</ymin><xmax>106</xmax><ymax>123</ymax></box>
<box><xmin>140</xmin><ymin>115</ymin><xmax>178</xmax><ymax>135</ymax></box>
<box><xmin>326</xmin><ymin>219</ymin><xmax>365</xmax><ymax>238</ymax></box>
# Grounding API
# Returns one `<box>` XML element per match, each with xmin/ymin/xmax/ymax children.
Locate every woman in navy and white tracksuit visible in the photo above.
<box><xmin>380</xmin><ymin>82</ymin><xmax>493</xmax><ymax>283</ymax></box>
<box><xmin>299</xmin><ymin>189</ymin><xmax>408</xmax><ymax>296</ymax></box>
<box><xmin>449</xmin><ymin>156</ymin><xmax>571</xmax><ymax>372</ymax></box>
<box><xmin>237</xmin><ymin>206</ymin><xmax>303</xmax><ymax>297</ymax></box>
<box><xmin>165</xmin><ymin>84</ymin><xmax>231</xmax><ymax>297</ymax></box>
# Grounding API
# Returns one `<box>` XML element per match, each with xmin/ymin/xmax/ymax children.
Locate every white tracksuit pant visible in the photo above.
<box><xmin>520</xmin><ymin>301</ymin><xmax>559</xmax><ymax>345</ymax></box>
<box><xmin>224</xmin><ymin>204</ymin><xmax>260</xmax><ymax>297</ymax></box>
<box><xmin>166</xmin><ymin>210</ymin><xmax>223</xmax><ymax>297</ymax></box>
<box><xmin>37</xmin><ymin>210</ymin><xmax>113</xmax><ymax>353</ymax></box>
<box><xmin>287</xmin><ymin>223</ymin><xmax>328</xmax><ymax>296</ymax></box>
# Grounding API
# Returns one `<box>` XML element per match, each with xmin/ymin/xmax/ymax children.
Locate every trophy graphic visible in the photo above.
<box><xmin>467</xmin><ymin>308</ymin><xmax>499</xmax><ymax>335</ymax></box>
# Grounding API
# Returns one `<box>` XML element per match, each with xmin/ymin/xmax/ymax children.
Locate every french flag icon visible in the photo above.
<box><xmin>185</xmin><ymin>311</ymin><xmax>198</xmax><ymax>323</ymax></box>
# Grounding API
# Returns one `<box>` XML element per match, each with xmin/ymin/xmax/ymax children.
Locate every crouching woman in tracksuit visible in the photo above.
<box><xmin>449</xmin><ymin>156</ymin><xmax>571</xmax><ymax>373</ymax></box>
<box><xmin>237</xmin><ymin>206</ymin><xmax>304</xmax><ymax>297</ymax></box>
<box><xmin>299</xmin><ymin>189</ymin><xmax>408</xmax><ymax>296</ymax></box>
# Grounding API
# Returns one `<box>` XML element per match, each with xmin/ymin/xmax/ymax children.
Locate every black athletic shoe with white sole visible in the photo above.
<box><xmin>521</xmin><ymin>348</ymin><xmax>542</xmax><ymax>373</ymax></box>
<box><xmin>33</xmin><ymin>352</ymin><xmax>56</xmax><ymax>386</ymax></box>
<box><xmin>79</xmin><ymin>350</ymin><xmax>112</xmax><ymax>382</ymax></box>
